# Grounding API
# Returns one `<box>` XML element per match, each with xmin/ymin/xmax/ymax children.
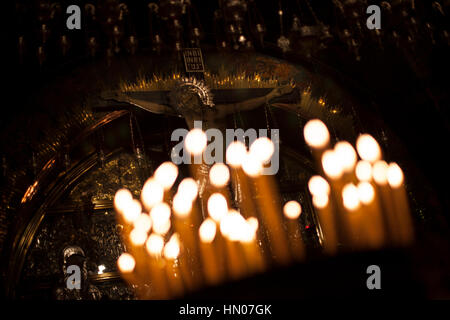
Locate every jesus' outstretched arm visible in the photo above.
<box><xmin>100</xmin><ymin>90</ymin><xmax>179</xmax><ymax>116</ymax></box>
<box><xmin>212</xmin><ymin>84</ymin><xmax>295</xmax><ymax>118</ymax></box>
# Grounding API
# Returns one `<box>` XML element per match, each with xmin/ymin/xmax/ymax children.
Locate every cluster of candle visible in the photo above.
<box><xmin>303</xmin><ymin>119</ymin><xmax>414</xmax><ymax>254</ymax></box>
<box><xmin>114</xmin><ymin>118</ymin><xmax>414</xmax><ymax>299</ymax></box>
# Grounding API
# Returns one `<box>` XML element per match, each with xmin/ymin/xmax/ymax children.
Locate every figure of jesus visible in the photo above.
<box><xmin>103</xmin><ymin>78</ymin><xmax>294</xmax><ymax>132</ymax></box>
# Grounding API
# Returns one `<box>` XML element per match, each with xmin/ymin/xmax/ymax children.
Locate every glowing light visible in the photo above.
<box><xmin>146</xmin><ymin>234</ymin><xmax>165</xmax><ymax>256</ymax></box>
<box><xmin>226</xmin><ymin>141</ymin><xmax>247</xmax><ymax>168</ymax></box>
<box><xmin>122</xmin><ymin>199</ymin><xmax>142</xmax><ymax>223</ymax></box>
<box><xmin>177</xmin><ymin>178</ymin><xmax>198</xmax><ymax>202</ymax></box>
<box><xmin>209</xmin><ymin>163</ymin><xmax>230</xmax><ymax>187</ymax></box>
<box><xmin>342</xmin><ymin>183</ymin><xmax>360</xmax><ymax>211</ymax></box>
<box><xmin>199</xmin><ymin>218</ymin><xmax>217</xmax><ymax>243</ymax></box>
<box><xmin>141</xmin><ymin>178</ymin><xmax>164</xmax><ymax>210</ymax></box>
<box><xmin>153</xmin><ymin>218</ymin><xmax>171</xmax><ymax>235</ymax></box>
<box><xmin>303</xmin><ymin>119</ymin><xmax>330</xmax><ymax>149</ymax></box>
<box><xmin>172</xmin><ymin>193</ymin><xmax>193</xmax><ymax>218</ymax></box>
<box><xmin>283</xmin><ymin>200</ymin><xmax>302</xmax><ymax>219</ymax></box>
<box><xmin>250</xmin><ymin>137</ymin><xmax>275</xmax><ymax>163</ymax></box>
<box><xmin>98</xmin><ymin>265</ymin><xmax>105</xmax><ymax>275</ymax></box>
<box><xmin>207</xmin><ymin>193</ymin><xmax>228</xmax><ymax>222</ymax></box>
<box><xmin>242</xmin><ymin>152</ymin><xmax>263</xmax><ymax>177</ymax></box>
<box><xmin>114</xmin><ymin>189</ymin><xmax>133</xmax><ymax>213</ymax></box>
<box><xmin>308</xmin><ymin>175</ymin><xmax>330</xmax><ymax>196</ymax></box>
<box><xmin>130</xmin><ymin>228</ymin><xmax>148</xmax><ymax>246</ymax></box>
<box><xmin>154</xmin><ymin>162</ymin><xmax>178</xmax><ymax>190</ymax></box>
<box><xmin>387</xmin><ymin>163</ymin><xmax>404</xmax><ymax>188</ymax></box>
<box><xmin>356</xmin><ymin>134</ymin><xmax>381</xmax><ymax>162</ymax></box>
<box><xmin>246</xmin><ymin>217</ymin><xmax>259</xmax><ymax>234</ymax></box>
<box><xmin>133</xmin><ymin>213</ymin><xmax>152</xmax><ymax>232</ymax></box>
<box><xmin>150</xmin><ymin>202</ymin><xmax>171</xmax><ymax>225</ymax></box>
<box><xmin>219</xmin><ymin>210</ymin><xmax>236</xmax><ymax>237</ymax></box>
<box><xmin>163</xmin><ymin>234</ymin><xmax>180</xmax><ymax>260</ymax></box>
<box><xmin>373</xmin><ymin>160</ymin><xmax>389</xmax><ymax>185</ymax></box>
<box><xmin>220</xmin><ymin>210</ymin><xmax>248</xmax><ymax>241</ymax></box>
<box><xmin>118</xmin><ymin>253</ymin><xmax>135</xmax><ymax>273</ymax></box>
<box><xmin>334</xmin><ymin>141</ymin><xmax>357</xmax><ymax>172</ymax></box>
<box><xmin>322</xmin><ymin>150</ymin><xmax>344</xmax><ymax>179</ymax></box>
<box><xmin>312</xmin><ymin>194</ymin><xmax>329</xmax><ymax>209</ymax></box>
<box><xmin>357</xmin><ymin>182</ymin><xmax>375</xmax><ymax>205</ymax></box>
<box><xmin>185</xmin><ymin>128</ymin><xmax>207</xmax><ymax>155</ymax></box>
<box><xmin>355</xmin><ymin>161</ymin><xmax>372</xmax><ymax>182</ymax></box>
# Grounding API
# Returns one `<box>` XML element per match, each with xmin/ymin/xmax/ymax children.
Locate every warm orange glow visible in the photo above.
<box><xmin>334</xmin><ymin>141</ymin><xmax>357</xmax><ymax>172</ymax></box>
<box><xmin>154</xmin><ymin>162</ymin><xmax>178</xmax><ymax>190</ymax></box>
<box><xmin>207</xmin><ymin>193</ymin><xmax>228</xmax><ymax>222</ymax></box>
<box><xmin>220</xmin><ymin>210</ymin><xmax>248</xmax><ymax>241</ymax></box>
<box><xmin>249</xmin><ymin>137</ymin><xmax>275</xmax><ymax>163</ymax></box>
<box><xmin>322</xmin><ymin>150</ymin><xmax>344</xmax><ymax>179</ymax></box>
<box><xmin>355</xmin><ymin>160</ymin><xmax>372</xmax><ymax>182</ymax></box>
<box><xmin>209</xmin><ymin>163</ymin><xmax>230</xmax><ymax>187</ymax></box>
<box><xmin>114</xmin><ymin>188</ymin><xmax>133</xmax><ymax>213</ymax></box>
<box><xmin>357</xmin><ymin>182</ymin><xmax>375</xmax><ymax>205</ymax></box>
<box><xmin>199</xmin><ymin>218</ymin><xmax>217</xmax><ymax>243</ymax></box>
<box><xmin>342</xmin><ymin>183</ymin><xmax>360</xmax><ymax>211</ymax></box>
<box><xmin>153</xmin><ymin>218</ymin><xmax>171</xmax><ymax>235</ymax></box>
<box><xmin>150</xmin><ymin>203</ymin><xmax>171</xmax><ymax>226</ymax></box>
<box><xmin>163</xmin><ymin>234</ymin><xmax>180</xmax><ymax>260</ymax></box>
<box><xmin>219</xmin><ymin>210</ymin><xmax>236</xmax><ymax>238</ymax></box>
<box><xmin>185</xmin><ymin>128</ymin><xmax>207</xmax><ymax>155</ymax></box>
<box><xmin>133</xmin><ymin>213</ymin><xmax>152</xmax><ymax>232</ymax></box>
<box><xmin>387</xmin><ymin>162</ymin><xmax>404</xmax><ymax>188</ymax></box>
<box><xmin>122</xmin><ymin>199</ymin><xmax>142</xmax><ymax>223</ymax></box>
<box><xmin>141</xmin><ymin>178</ymin><xmax>164</xmax><ymax>209</ymax></box>
<box><xmin>356</xmin><ymin>134</ymin><xmax>381</xmax><ymax>162</ymax></box>
<box><xmin>177</xmin><ymin>178</ymin><xmax>199</xmax><ymax>202</ymax></box>
<box><xmin>312</xmin><ymin>193</ymin><xmax>329</xmax><ymax>209</ymax></box>
<box><xmin>172</xmin><ymin>193</ymin><xmax>193</xmax><ymax>218</ymax></box>
<box><xmin>242</xmin><ymin>152</ymin><xmax>263</xmax><ymax>177</ymax></box>
<box><xmin>118</xmin><ymin>253</ymin><xmax>135</xmax><ymax>273</ymax></box>
<box><xmin>373</xmin><ymin>160</ymin><xmax>389</xmax><ymax>185</ymax></box>
<box><xmin>226</xmin><ymin>141</ymin><xmax>247</xmax><ymax>168</ymax></box>
<box><xmin>146</xmin><ymin>234</ymin><xmax>165</xmax><ymax>256</ymax></box>
<box><xmin>283</xmin><ymin>200</ymin><xmax>302</xmax><ymax>219</ymax></box>
<box><xmin>303</xmin><ymin>119</ymin><xmax>330</xmax><ymax>149</ymax></box>
<box><xmin>246</xmin><ymin>217</ymin><xmax>259</xmax><ymax>234</ymax></box>
<box><xmin>130</xmin><ymin>228</ymin><xmax>147</xmax><ymax>246</ymax></box>
<box><xmin>308</xmin><ymin>175</ymin><xmax>330</xmax><ymax>196</ymax></box>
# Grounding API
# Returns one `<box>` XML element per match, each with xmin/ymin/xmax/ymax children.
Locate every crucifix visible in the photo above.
<box><xmin>100</xmin><ymin>50</ymin><xmax>296</xmax><ymax>219</ymax></box>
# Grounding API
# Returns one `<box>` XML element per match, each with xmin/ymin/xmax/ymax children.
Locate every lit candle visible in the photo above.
<box><xmin>172</xmin><ymin>182</ymin><xmax>203</xmax><ymax>291</ymax></box>
<box><xmin>304</xmin><ymin>119</ymin><xmax>331</xmax><ymax>171</ymax></box>
<box><xmin>145</xmin><ymin>233</ymin><xmax>170</xmax><ymax>299</ymax></box>
<box><xmin>163</xmin><ymin>234</ymin><xmax>184</xmax><ymax>298</ymax></box>
<box><xmin>387</xmin><ymin>163</ymin><xmax>414</xmax><ymax>246</ymax></box>
<box><xmin>356</xmin><ymin>181</ymin><xmax>385</xmax><ymax>249</ymax></box>
<box><xmin>283</xmin><ymin>201</ymin><xmax>305</xmax><ymax>261</ymax></box>
<box><xmin>198</xmin><ymin>218</ymin><xmax>224</xmax><ymax>285</ymax></box>
<box><xmin>117</xmin><ymin>253</ymin><xmax>143</xmax><ymax>297</ymax></box>
<box><xmin>220</xmin><ymin>210</ymin><xmax>249</xmax><ymax>280</ymax></box>
<box><xmin>356</xmin><ymin>134</ymin><xmax>382</xmax><ymax>163</ymax></box>
<box><xmin>312</xmin><ymin>192</ymin><xmax>338</xmax><ymax>255</ymax></box>
<box><xmin>373</xmin><ymin>160</ymin><xmax>398</xmax><ymax>245</ymax></box>
<box><xmin>342</xmin><ymin>183</ymin><xmax>366</xmax><ymax>250</ymax></box>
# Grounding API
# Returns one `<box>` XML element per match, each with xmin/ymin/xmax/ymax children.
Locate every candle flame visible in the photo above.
<box><xmin>118</xmin><ymin>253</ymin><xmax>135</xmax><ymax>273</ymax></box>
<box><xmin>356</xmin><ymin>134</ymin><xmax>381</xmax><ymax>162</ymax></box>
<box><xmin>387</xmin><ymin>162</ymin><xmax>404</xmax><ymax>188</ymax></box>
<box><xmin>283</xmin><ymin>200</ymin><xmax>302</xmax><ymax>219</ymax></box>
<box><xmin>209</xmin><ymin>163</ymin><xmax>230</xmax><ymax>187</ymax></box>
<box><xmin>303</xmin><ymin>119</ymin><xmax>330</xmax><ymax>149</ymax></box>
<box><xmin>199</xmin><ymin>218</ymin><xmax>217</xmax><ymax>243</ymax></box>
